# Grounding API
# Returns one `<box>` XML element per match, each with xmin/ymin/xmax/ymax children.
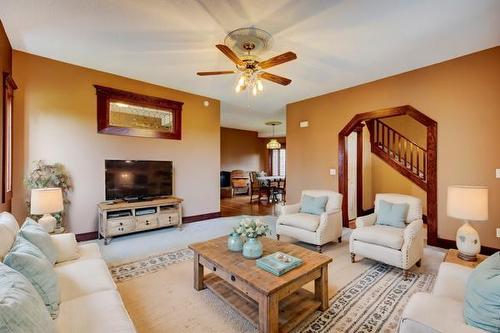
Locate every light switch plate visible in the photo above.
<box><xmin>329</xmin><ymin>168</ymin><xmax>336</xmax><ymax>176</ymax></box>
<box><xmin>299</xmin><ymin>121</ymin><xmax>309</xmax><ymax>128</ymax></box>
<box><xmin>497</xmin><ymin>228</ymin><xmax>500</xmax><ymax>238</ymax></box>
<box><xmin>496</xmin><ymin>169</ymin><xmax>500</xmax><ymax>178</ymax></box>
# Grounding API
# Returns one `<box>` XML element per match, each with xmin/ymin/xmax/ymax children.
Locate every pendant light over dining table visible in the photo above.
<box><xmin>265</xmin><ymin>121</ymin><xmax>282</xmax><ymax>149</ymax></box>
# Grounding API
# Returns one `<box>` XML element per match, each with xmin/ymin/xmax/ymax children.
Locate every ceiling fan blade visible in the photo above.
<box><xmin>197</xmin><ymin>71</ymin><xmax>236</xmax><ymax>76</ymax></box>
<box><xmin>260</xmin><ymin>72</ymin><xmax>292</xmax><ymax>86</ymax></box>
<box><xmin>216</xmin><ymin>44</ymin><xmax>245</xmax><ymax>67</ymax></box>
<box><xmin>258</xmin><ymin>51</ymin><xmax>297</xmax><ymax>69</ymax></box>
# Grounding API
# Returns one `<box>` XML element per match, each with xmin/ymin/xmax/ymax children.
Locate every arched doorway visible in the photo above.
<box><xmin>338</xmin><ymin>105</ymin><xmax>438</xmax><ymax>246</ymax></box>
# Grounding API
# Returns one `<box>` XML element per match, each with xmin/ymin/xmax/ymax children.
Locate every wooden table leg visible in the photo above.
<box><xmin>259</xmin><ymin>293</ymin><xmax>279</xmax><ymax>333</ymax></box>
<box><xmin>314</xmin><ymin>265</ymin><xmax>329</xmax><ymax>311</ymax></box>
<box><xmin>194</xmin><ymin>253</ymin><xmax>205</xmax><ymax>291</ymax></box>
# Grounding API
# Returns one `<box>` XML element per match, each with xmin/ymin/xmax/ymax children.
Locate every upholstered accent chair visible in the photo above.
<box><xmin>349</xmin><ymin>193</ymin><xmax>424</xmax><ymax>272</ymax></box>
<box><xmin>276</xmin><ymin>190</ymin><xmax>343</xmax><ymax>252</ymax></box>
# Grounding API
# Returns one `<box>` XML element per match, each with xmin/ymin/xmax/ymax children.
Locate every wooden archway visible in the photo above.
<box><xmin>338</xmin><ymin>105</ymin><xmax>438</xmax><ymax>246</ymax></box>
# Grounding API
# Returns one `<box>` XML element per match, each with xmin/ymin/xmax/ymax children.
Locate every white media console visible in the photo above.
<box><xmin>97</xmin><ymin>197</ymin><xmax>183</xmax><ymax>245</ymax></box>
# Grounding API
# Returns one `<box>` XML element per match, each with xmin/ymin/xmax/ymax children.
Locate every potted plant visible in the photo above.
<box><xmin>25</xmin><ymin>160</ymin><xmax>72</xmax><ymax>232</ymax></box>
<box><xmin>233</xmin><ymin>218</ymin><xmax>270</xmax><ymax>259</ymax></box>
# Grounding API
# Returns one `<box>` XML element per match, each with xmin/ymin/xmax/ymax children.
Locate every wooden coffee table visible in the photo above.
<box><xmin>189</xmin><ymin>236</ymin><xmax>332</xmax><ymax>333</ymax></box>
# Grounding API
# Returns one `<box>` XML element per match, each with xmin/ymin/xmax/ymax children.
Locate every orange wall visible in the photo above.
<box><xmin>220</xmin><ymin>127</ymin><xmax>266</xmax><ymax>172</ymax></box>
<box><xmin>287</xmin><ymin>47</ymin><xmax>500</xmax><ymax>248</ymax></box>
<box><xmin>0</xmin><ymin>20</ymin><xmax>11</xmax><ymax>212</ymax></box>
<box><xmin>12</xmin><ymin>51</ymin><xmax>221</xmax><ymax>234</ymax></box>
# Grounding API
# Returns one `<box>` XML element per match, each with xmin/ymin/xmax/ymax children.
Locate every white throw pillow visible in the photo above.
<box><xmin>0</xmin><ymin>212</ymin><xmax>19</xmax><ymax>260</ymax></box>
<box><xmin>50</xmin><ymin>233</ymin><xmax>80</xmax><ymax>263</ymax></box>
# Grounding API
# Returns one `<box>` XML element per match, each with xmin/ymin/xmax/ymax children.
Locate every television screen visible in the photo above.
<box><xmin>105</xmin><ymin>160</ymin><xmax>173</xmax><ymax>201</ymax></box>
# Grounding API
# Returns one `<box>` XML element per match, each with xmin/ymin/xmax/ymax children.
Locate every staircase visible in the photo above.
<box><xmin>366</xmin><ymin>118</ymin><xmax>427</xmax><ymax>190</ymax></box>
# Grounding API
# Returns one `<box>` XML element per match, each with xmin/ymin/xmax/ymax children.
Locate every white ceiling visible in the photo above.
<box><xmin>1</xmin><ymin>0</ymin><xmax>499</xmax><ymax>137</ymax></box>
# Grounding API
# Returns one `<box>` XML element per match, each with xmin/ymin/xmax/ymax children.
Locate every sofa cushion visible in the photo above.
<box><xmin>376</xmin><ymin>200</ymin><xmax>408</xmax><ymax>228</ymax></box>
<box><xmin>3</xmin><ymin>236</ymin><xmax>60</xmax><ymax>319</ymax></box>
<box><xmin>55</xmin><ymin>290</ymin><xmax>136</xmax><ymax>333</ymax></box>
<box><xmin>19</xmin><ymin>218</ymin><xmax>57</xmax><ymax>265</ymax></box>
<box><xmin>300</xmin><ymin>195</ymin><xmax>328</xmax><ymax>215</ymax></box>
<box><xmin>50</xmin><ymin>233</ymin><xmax>80</xmax><ymax>263</ymax></box>
<box><xmin>464</xmin><ymin>252</ymin><xmax>500</xmax><ymax>332</ymax></box>
<box><xmin>351</xmin><ymin>225</ymin><xmax>404</xmax><ymax>250</ymax></box>
<box><xmin>0</xmin><ymin>263</ymin><xmax>55</xmax><ymax>333</ymax></box>
<box><xmin>278</xmin><ymin>213</ymin><xmax>321</xmax><ymax>232</ymax></box>
<box><xmin>0</xmin><ymin>212</ymin><xmax>19</xmax><ymax>260</ymax></box>
<box><xmin>55</xmin><ymin>258</ymin><xmax>116</xmax><ymax>302</ymax></box>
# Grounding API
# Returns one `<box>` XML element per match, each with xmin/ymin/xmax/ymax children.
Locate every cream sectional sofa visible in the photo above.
<box><xmin>400</xmin><ymin>262</ymin><xmax>485</xmax><ymax>333</ymax></box>
<box><xmin>0</xmin><ymin>212</ymin><xmax>136</xmax><ymax>333</ymax></box>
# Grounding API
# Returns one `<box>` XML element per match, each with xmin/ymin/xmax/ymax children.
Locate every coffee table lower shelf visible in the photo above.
<box><xmin>204</xmin><ymin>273</ymin><xmax>321</xmax><ymax>333</ymax></box>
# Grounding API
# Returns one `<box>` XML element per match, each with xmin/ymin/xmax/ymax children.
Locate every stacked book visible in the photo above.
<box><xmin>256</xmin><ymin>252</ymin><xmax>303</xmax><ymax>276</ymax></box>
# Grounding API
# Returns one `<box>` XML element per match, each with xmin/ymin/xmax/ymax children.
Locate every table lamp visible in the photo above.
<box><xmin>447</xmin><ymin>185</ymin><xmax>488</xmax><ymax>261</ymax></box>
<box><xmin>30</xmin><ymin>188</ymin><xmax>64</xmax><ymax>233</ymax></box>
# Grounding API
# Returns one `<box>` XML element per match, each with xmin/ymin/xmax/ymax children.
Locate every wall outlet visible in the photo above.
<box><xmin>496</xmin><ymin>169</ymin><xmax>500</xmax><ymax>178</ymax></box>
<box><xmin>299</xmin><ymin>121</ymin><xmax>309</xmax><ymax>128</ymax></box>
<box><xmin>329</xmin><ymin>168</ymin><xmax>336</xmax><ymax>176</ymax></box>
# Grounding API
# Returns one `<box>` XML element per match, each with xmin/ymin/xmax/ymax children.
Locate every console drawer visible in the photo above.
<box><xmin>158</xmin><ymin>213</ymin><xmax>179</xmax><ymax>227</ymax></box>
<box><xmin>108</xmin><ymin>223</ymin><xmax>135</xmax><ymax>236</ymax></box>
<box><xmin>136</xmin><ymin>214</ymin><xmax>158</xmax><ymax>230</ymax></box>
<box><xmin>108</xmin><ymin>217</ymin><xmax>135</xmax><ymax>228</ymax></box>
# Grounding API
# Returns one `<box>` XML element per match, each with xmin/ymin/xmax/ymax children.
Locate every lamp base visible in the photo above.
<box><xmin>456</xmin><ymin>221</ymin><xmax>481</xmax><ymax>262</ymax></box>
<box><xmin>457</xmin><ymin>252</ymin><xmax>478</xmax><ymax>262</ymax></box>
<box><xmin>38</xmin><ymin>214</ymin><xmax>56</xmax><ymax>233</ymax></box>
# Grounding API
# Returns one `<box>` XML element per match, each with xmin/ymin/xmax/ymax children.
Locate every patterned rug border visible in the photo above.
<box><xmin>109</xmin><ymin>248</ymin><xmax>193</xmax><ymax>282</ymax></box>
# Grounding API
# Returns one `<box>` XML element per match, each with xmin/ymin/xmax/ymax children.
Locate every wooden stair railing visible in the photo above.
<box><xmin>366</xmin><ymin>119</ymin><xmax>427</xmax><ymax>190</ymax></box>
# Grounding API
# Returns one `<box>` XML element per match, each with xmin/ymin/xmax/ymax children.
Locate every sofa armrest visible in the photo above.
<box><xmin>316</xmin><ymin>210</ymin><xmax>342</xmax><ymax>243</ymax></box>
<box><xmin>50</xmin><ymin>233</ymin><xmax>80</xmax><ymax>264</ymax></box>
<box><xmin>400</xmin><ymin>292</ymin><xmax>484</xmax><ymax>333</ymax></box>
<box><xmin>401</xmin><ymin>219</ymin><xmax>424</xmax><ymax>269</ymax></box>
<box><xmin>279</xmin><ymin>203</ymin><xmax>301</xmax><ymax>217</ymax></box>
<box><xmin>355</xmin><ymin>213</ymin><xmax>376</xmax><ymax>228</ymax></box>
<box><xmin>432</xmin><ymin>262</ymin><xmax>473</xmax><ymax>302</ymax></box>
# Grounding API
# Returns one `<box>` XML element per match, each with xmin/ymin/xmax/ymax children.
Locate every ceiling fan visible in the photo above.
<box><xmin>197</xmin><ymin>27</ymin><xmax>297</xmax><ymax>96</ymax></box>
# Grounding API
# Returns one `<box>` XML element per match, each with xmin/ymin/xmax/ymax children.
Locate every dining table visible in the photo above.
<box><xmin>256</xmin><ymin>175</ymin><xmax>285</xmax><ymax>203</ymax></box>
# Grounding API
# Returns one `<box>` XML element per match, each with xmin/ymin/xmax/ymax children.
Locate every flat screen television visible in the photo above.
<box><xmin>105</xmin><ymin>160</ymin><xmax>173</xmax><ymax>201</ymax></box>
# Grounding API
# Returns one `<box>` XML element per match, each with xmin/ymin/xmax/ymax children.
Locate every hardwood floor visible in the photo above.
<box><xmin>221</xmin><ymin>195</ymin><xmax>277</xmax><ymax>217</ymax></box>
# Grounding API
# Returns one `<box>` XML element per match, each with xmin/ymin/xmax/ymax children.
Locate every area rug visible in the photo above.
<box><xmin>110</xmin><ymin>248</ymin><xmax>435</xmax><ymax>333</ymax></box>
<box><xmin>295</xmin><ymin>263</ymin><xmax>435</xmax><ymax>333</ymax></box>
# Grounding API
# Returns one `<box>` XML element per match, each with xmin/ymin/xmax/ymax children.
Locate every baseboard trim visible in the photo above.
<box><xmin>182</xmin><ymin>211</ymin><xmax>221</xmax><ymax>224</ymax></box>
<box><xmin>436</xmin><ymin>237</ymin><xmax>499</xmax><ymax>256</ymax></box>
<box><xmin>75</xmin><ymin>211</ymin><xmax>222</xmax><ymax>242</ymax></box>
<box><xmin>75</xmin><ymin>231</ymin><xmax>99</xmax><ymax>242</ymax></box>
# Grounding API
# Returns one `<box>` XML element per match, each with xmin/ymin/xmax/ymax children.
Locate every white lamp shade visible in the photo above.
<box><xmin>30</xmin><ymin>188</ymin><xmax>64</xmax><ymax>215</ymax></box>
<box><xmin>447</xmin><ymin>185</ymin><xmax>488</xmax><ymax>221</ymax></box>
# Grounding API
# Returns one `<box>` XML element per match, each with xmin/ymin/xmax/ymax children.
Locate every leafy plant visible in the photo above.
<box><xmin>25</xmin><ymin>160</ymin><xmax>72</xmax><ymax>229</ymax></box>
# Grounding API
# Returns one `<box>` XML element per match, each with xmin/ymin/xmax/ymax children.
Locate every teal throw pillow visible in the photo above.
<box><xmin>376</xmin><ymin>200</ymin><xmax>409</xmax><ymax>228</ymax></box>
<box><xmin>19</xmin><ymin>218</ymin><xmax>57</xmax><ymax>265</ymax></box>
<box><xmin>0</xmin><ymin>263</ymin><xmax>55</xmax><ymax>333</ymax></box>
<box><xmin>300</xmin><ymin>195</ymin><xmax>328</xmax><ymax>215</ymax></box>
<box><xmin>4</xmin><ymin>236</ymin><xmax>60</xmax><ymax>319</ymax></box>
<box><xmin>464</xmin><ymin>252</ymin><xmax>500</xmax><ymax>332</ymax></box>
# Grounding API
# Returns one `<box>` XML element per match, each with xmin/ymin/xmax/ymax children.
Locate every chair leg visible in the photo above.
<box><xmin>316</xmin><ymin>245</ymin><xmax>322</xmax><ymax>253</ymax></box>
<box><xmin>403</xmin><ymin>270</ymin><xmax>410</xmax><ymax>280</ymax></box>
<box><xmin>416</xmin><ymin>259</ymin><xmax>421</xmax><ymax>267</ymax></box>
<box><xmin>350</xmin><ymin>253</ymin><xmax>355</xmax><ymax>263</ymax></box>
<box><xmin>276</xmin><ymin>234</ymin><xmax>280</xmax><ymax>241</ymax></box>
<box><xmin>338</xmin><ymin>236</ymin><xmax>342</xmax><ymax>243</ymax></box>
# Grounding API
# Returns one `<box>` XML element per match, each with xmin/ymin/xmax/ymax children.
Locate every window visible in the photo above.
<box><xmin>2</xmin><ymin>73</ymin><xmax>16</xmax><ymax>204</ymax></box>
<box><xmin>270</xmin><ymin>148</ymin><xmax>286</xmax><ymax>176</ymax></box>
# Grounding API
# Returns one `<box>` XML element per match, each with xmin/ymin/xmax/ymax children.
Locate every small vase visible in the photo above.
<box><xmin>243</xmin><ymin>237</ymin><xmax>263</xmax><ymax>259</ymax></box>
<box><xmin>227</xmin><ymin>233</ymin><xmax>243</xmax><ymax>252</ymax></box>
